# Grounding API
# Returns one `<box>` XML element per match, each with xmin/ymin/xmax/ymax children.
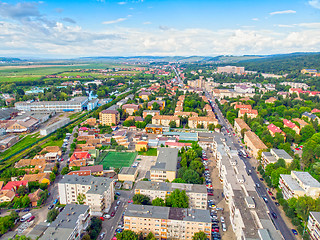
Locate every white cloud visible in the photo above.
<box><xmin>102</xmin><ymin>17</ymin><xmax>127</xmax><ymax>24</ymax></box>
<box><xmin>276</xmin><ymin>24</ymin><xmax>294</xmax><ymax>28</ymax></box>
<box><xmin>297</xmin><ymin>22</ymin><xmax>320</xmax><ymax>28</ymax></box>
<box><xmin>269</xmin><ymin>10</ymin><xmax>296</xmax><ymax>15</ymax></box>
<box><xmin>143</xmin><ymin>21</ymin><xmax>151</xmax><ymax>24</ymax></box>
<box><xmin>309</xmin><ymin>0</ymin><xmax>320</xmax><ymax>9</ymax></box>
<box><xmin>118</xmin><ymin>2</ymin><xmax>126</xmax><ymax>5</ymax></box>
<box><xmin>252</xmin><ymin>18</ymin><xmax>259</xmax><ymax>21</ymax></box>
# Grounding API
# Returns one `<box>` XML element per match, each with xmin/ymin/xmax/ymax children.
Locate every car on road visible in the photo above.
<box><xmin>53</xmin><ymin>199</ymin><xmax>59</xmax><ymax>204</ymax></box>
<box><xmin>271</xmin><ymin>196</ymin><xmax>276</xmax><ymax>200</ymax></box>
<box><xmin>220</xmin><ymin>216</ymin><xmax>225</xmax><ymax>223</ymax></box>
<box><xmin>260</xmin><ymin>178</ymin><xmax>264</xmax><ymax>181</ymax></box>
<box><xmin>114</xmin><ymin>206</ymin><xmax>118</xmax><ymax>211</ymax></box>
<box><xmin>22</xmin><ymin>208</ymin><xmax>30</xmax><ymax>212</ymax></box>
<box><xmin>100</xmin><ymin>232</ymin><xmax>106</xmax><ymax>239</ymax></box>
<box><xmin>271</xmin><ymin>212</ymin><xmax>277</xmax><ymax>219</ymax></box>
<box><xmin>117</xmin><ymin>200</ymin><xmax>121</xmax><ymax>205</ymax></box>
<box><xmin>111</xmin><ymin>212</ymin><xmax>115</xmax><ymax>217</ymax></box>
<box><xmin>275</xmin><ymin>202</ymin><xmax>280</xmax><ymax>206</ymax></box>
<box><xmin>115</xmin><ymin>192</ymin><xmax>121</xmax><ymax>196</ymax></box>
<box><xmin>268</xmin><ymin>191</ymin><xmax>273</xmax><ymax>196</ymax></box>
<box><xmin>222</xmin><ymin>223</ymin><xmax>227</xmax><ymax>232</ymax></box>
<box><xmin>216</xmin><ymin>208</ymin><xmax>224</xmax><ymax>211</ymax></box>
<box><xmin>255</xmin><ymin>183</ymin><xmax>260</xmax><ymax>188</ymax></box>
<box><xmin>128</xmin><ymin>200</ymin><xmax>133</xmax><ymax>204</ymax></box>
<box><xmin>292</xmin><ymin>229</ymin><xmax>298</xmax><ymax>235</ymax></box>
<box><xmin>48</xmin><ymin>204</ymin><xmax>54</xmax><ymax>210</ymax></box>
<box><xmin>27</xmin><ymin>216</ymin><xmax>35</xmax><ymax>222</ymax></box>
<box><xmin>100</xmin><ymin>217</ymin><xmax>104</xmax><ymax>221</ymax></box>
<box><xmin>262</xmin><ymin>197</ymin><xmax>268</xmax><ymax>203</ymax></box>
<box><xmin>104</xmin><ymin>214</ymin><xmax>111</xmax><ymax>219</ymax></box>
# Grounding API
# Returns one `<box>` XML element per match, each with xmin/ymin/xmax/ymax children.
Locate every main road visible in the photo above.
<box><xmin>206</xmin><ymin>91</ymin><xmax>295</xmax><ymax>240</ymax></box>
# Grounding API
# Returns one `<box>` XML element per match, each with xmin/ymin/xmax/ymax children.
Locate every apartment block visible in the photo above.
<box><xmin>150</xmin><ymin>148</ymin><xmax>178</xmax><ymax>182</ymax></box>
<box><xmin>217</xmin><ymin>66</ymin><xmax>245</xmax><ymax>74</ymax></box>
<box><xmin>244</xmin><ymin>131</ymin><xmax>267</xmax><ymax>158</ymax></box>
<box><xmin>152</xmin><ymin>115</ymin><xmax>180</xmax><ymax>127</ymax></box>
<box><xmin>261</xmin><ymin>149</ymin><xmax>293</xmax><ymax>168</ymax></box>
<box><xmin>238</xmin><ymin>109</ymin><xmax>258</xmax><ymax>119</ymax></box>
<box><xmin>188</xmin><ymin>116</ymin><xmax>218</xmax><ymax>129</ymax></box>
<box><xmin>135</xmin><ymin>181</ymin><xmax>207</xmax><ymax>209</ymax></box>
<box><xmin>234</xmin><ymin>118</ymin><xmax>250</xmax><ymax>137</ymax></box>
<box><xmin>39</xmin><ymin>204</ymin><xmax>90</xmax><ymax>240</ymax></box>
<box><xmin>99</xmin><ymin>110</ymin><xmax>120</xmax><ymax>126</ymax></box>
<box><xmin>279</xmin><ymin>171</ymin><xmax>320</xmax><ymax>200</ymax></box>
<box><xmin>58</xmin><ymin>175</ymin><xmax>114</xmax><ymax>216</ymax></box>
<box><xmin>212</xmin><ymin>133</ymin><xmax>282</xmax><ymax>240</ymax></box>
<box><xmin>307</xmin><ymin>212</ymin><xmax>320</xmax><ymax>240</ymax></box>
<box><xmin>122</xmin><ymin>104</ymin><xmax>140</xmax><ymax>115</ymax></box>
<box><xmin>15</xmin><ymin>97</ymin><xmax>88</xmax><ymax>112</ymax></box>
<box><xmin>124</xmin><ymin>205</ymin><xmax>212</xmax><ymax>240</ymax></box>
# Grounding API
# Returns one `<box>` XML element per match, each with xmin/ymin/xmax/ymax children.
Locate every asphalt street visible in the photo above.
<box><xmin>206</xmin><ymin>91</ymin><xmax>295</xmax><ymax>240</ymax></box>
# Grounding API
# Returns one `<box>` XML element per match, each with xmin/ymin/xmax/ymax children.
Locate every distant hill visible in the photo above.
<box><xmin>0</xmin><ymin>57</ymin><xmax>23</xmax><ymax>63</ymax></box>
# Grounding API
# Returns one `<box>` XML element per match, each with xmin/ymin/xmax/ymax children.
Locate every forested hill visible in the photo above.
<box><xmin>233</xmin><ymin>52</ymin><xmax>320</xmax><ymax>74</ymax></box>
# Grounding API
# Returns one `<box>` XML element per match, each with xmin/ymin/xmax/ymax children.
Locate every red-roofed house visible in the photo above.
<box><xmin>238</xmin><ymin>109</ymin><xmax>258</xmax><ymax>119</ymax></box>
<box><xmin>283</xmin><ymin>119</ymin><xmax>300</xmax><ymax>134</ymax></box>
<box><xmin>80</xmin><ymin>165</ymin><xmax>104</xmax><ymax>176</ymax></box>
<box><xmin>268</xmin><ymin>124</ymin><xmax>285</xmax><ymax>137</ymax></box>
<box><xmin>311</xmin><ymin>109</ymin><xmax>320</xmax><ymax>113</ymax></box>
<box><xmin>2</xmin><ymin>181</ymin><xmax>28</xmax><ymax>192</ymax></box>
<box><xmin>234</xmin><ymin>104</ymin><xmax>252</xmax><ymax>111</ymax></box>
<box><xmin>70</xmin><ymin>151</ymin><xmax>91</xmax><ymax>161</ymax></box>
<box><xmin>67</xmin><ymin>170</ymin><xmax>91</xmax><ymax>176</ymax></box>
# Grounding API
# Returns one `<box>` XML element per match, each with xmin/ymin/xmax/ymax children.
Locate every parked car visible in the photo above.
<box><xmin>117</xmin><ymin>200</ymin><xmax>121</xmax><ymax>205</ymax></box>
<box><xmin>53</xmin><ymin>199</ymin><xmax>59</xmax><ymax>205</ymax></box>
<box><xmin>100</xmin><ymin>232</ymin><xmax>106</xmax><ymax>239</ymax></box>
<box><xmin>268</xmin><ymin>191</ymin><xmax>273</xmax><ymax>196</ymax></box>
<box><xmin>48</xmin><ymin>205</ymin><xmax>54</xmax><ymax>210</ymax></box>
<box><xmin>263</xmin><ymin>197</ymin><xmax>268</xmax><ymax>203</ymax></box>
<box><xmin>100</xmin><ymin>217</ymin><xmax>104</xmax><ymax>221</ymax></box>
<box><xmin>271</xmin><ymin>212</ymin><xmax>277</xmax><ymax>219</ymax></box>
<box><xmin>275</xmin><ymin>202</ymin><xmax>280</xmax><ymax>206</ymax></box>
<box><xmin>255</xmin><ymin>183</ymin><xmax>260</xmax><ymax>188</ymax></box>
<box><xmin>111</xmin><ymin>212</ymin><xmax>115</xmax><ymax>217</ymax></box>
<box><xmin>22</xmin><ymin>208</ymin><xmax>30</xmax><ymax>212</ymax></box>
<box><xmin>220</xmin><ymin>216</ymin><xmax>225</xmax><ymax>223</ymax></box>
<box><xmin>115</xmin><ymin>192</ymin><xmax>121</xmax><ymax>196</ymax></box>
<box><xmin>27</xmin><ymin>216</ymin><xmax>35</xmax><ymax>222</ymax></box>
<box><xmin>292</xmin><ymin>229</ymin><xmax>298</xmax><ymax>235</ymax></box>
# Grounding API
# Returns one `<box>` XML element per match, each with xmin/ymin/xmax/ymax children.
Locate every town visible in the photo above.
<box><xmin>0</xmin><ymin>60</ymin><xmax>319</xmax><ymax>240</ymax></box>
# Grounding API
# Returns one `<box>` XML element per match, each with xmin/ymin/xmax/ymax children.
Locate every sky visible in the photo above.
<box><xmin>0</xmin><ymin>0</ymin><xmax>320</xmax><ymax>58</ymax></box>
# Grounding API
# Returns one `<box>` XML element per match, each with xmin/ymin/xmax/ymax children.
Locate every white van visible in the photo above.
<box><xmin>20</xmin><ymin>213</ymin><xmax>32</xmax><ymax>222</ymax></box>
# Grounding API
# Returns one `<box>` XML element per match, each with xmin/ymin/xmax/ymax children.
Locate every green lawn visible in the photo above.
<box><xmin>0</xmin><ymin>133</ymin><xmax>40</xmax><ymax>160</ymax></box>
<box><xmin>97</xmin><ymin>151</ymin><xmax>137</xmax><ymax>169</ymax></box>
<box><xmin>138</xmin><ymin>148</ymin><xmax>157</xmax><ymax>156</ymax></box>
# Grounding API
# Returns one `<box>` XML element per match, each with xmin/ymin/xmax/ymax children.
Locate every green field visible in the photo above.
<box><xmin>97</xmin><ymin>151</ymin><xmax>137</xmax><ymax>169</ymax></box>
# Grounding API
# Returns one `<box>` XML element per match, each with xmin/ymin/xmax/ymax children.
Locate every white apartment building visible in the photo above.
<box><xmin>58</xmin><ymin>175</ymin><xmax>114</xmax><ymax>216</ymax></box>
<box><xmin>150</xmin><ymin>148</ymin><xmax>178</xmax><ymax>182</ymax></box>
<box><xmin>261</xmin><ymin>148</ymin><xmax>293</xmax><ymax>169</ymax></box>
<box><xmin>124</xmin><ymin>204</ymin><xmax>212</xmax><ymax>240</ymax></box>
<box><xmin>217</xmin><ymin>66</ymin><xmax>245</xmax><ymax>74</ymax></box>
<box><xmin>213</xmin><ymin>133</ymin><xmax>282</xmax><ymax>240</ymax></box>
<box><xmin>135</xmin><ymin>181</ymin><xmax>207</xmax><ymax>209</ymax></box>
<box><xmin>279</xmin><ymin>171</ymin><xmax>320</xmax><ymax>200</ymax></box>
<box><xmin>15</xmin><ymin>97</ymin><xmax>88</xmax><ymax>112</ymax></box>
<box><xmin>39</xmin><ymin>204</ymin><xmax>90</xmax><ymax>240</ymax></box>
<box><xmin>307</xmin><ymin>212</ymin><xmax>320</xmax><ymax>240</ymax></box>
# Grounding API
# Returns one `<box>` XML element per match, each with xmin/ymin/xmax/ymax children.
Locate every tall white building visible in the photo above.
<box><xmin>58</xmin><ymin>175</ymin><xmax>114</xmax><ymax>216</ymax></box>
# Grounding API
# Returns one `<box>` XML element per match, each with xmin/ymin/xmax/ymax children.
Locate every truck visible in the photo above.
<box><xmin>20</xmin><ymin>213</ymin><xmax>32</xmax><ymax>222</ymax></box>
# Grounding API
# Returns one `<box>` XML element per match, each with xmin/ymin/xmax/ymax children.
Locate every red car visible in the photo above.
<box><xmin>111</xmin><ymin>212</ymin><xmax>115</xmax><ymax>217</ymax></box>
<box><xmin>268</xmin><ymin>191</ymin><xmax>273</xmax><ymax>196</ymax></box>
<box><xmin>100</xmin><ymin>217</ymin><xmax>104</xmax><ymax>221</ymax></box>
<box><xmin>27</xmin><ymin>216</ymin><xmax>35</xmax><ymax>222</ymax></box>
<box><xmin>128</xmin><ymin>200</ymin><xmax>133</xmax><ymax>203</ymax></box>
<box><xmin>203</xmin><ymin>158</ymin><xmax>208</xmax><ymax>161</ymax></box>
<box><xmin>208</xmin><ymin>192</ymin><xmax>213</xmax><ymax>196</ymax></box>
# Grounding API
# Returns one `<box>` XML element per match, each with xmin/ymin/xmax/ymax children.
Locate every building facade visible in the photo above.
<box><xmin>99</xmin><ymin>110</ymin><xmax>120</xmax><ymax>126</ymax></box>
<box><xmin>124</xmin><ymin>205</ymin><xmax>212</xmax><ymax>240</ymax></box>
<box><xmin>243</xmin><ymin>131</ymin><xmax>267</xmax><ymax>158</ymax></box>
<box><xmin>152</xmin><ymin>115</ymin><xmax>180</xmax><ymax>127</ymax></box>
<box><xmin>58</xmin><ymin>175</ymin><xmax>114</xmax><ymax>216</ymax></box>
<box><xmin>307</xmin><ymin>212</ymin><xmax>320</xmax><ymax>240</ymax></box>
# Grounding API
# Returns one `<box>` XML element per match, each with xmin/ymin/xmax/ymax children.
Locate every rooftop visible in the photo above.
<box><xmin>310</xmin><ymin>212</ymin><xmax>320</xmax><ymax>223</ymax></box>
<box><xmin>280</xmin><ymin>174</ymin><xmax>304</xmax><ymax>191</ymax></box>
<box><xmin>151</xmin><ymin>148</ymin><xmax>178</xmax><ymax>172</ymax></box>
<box><xmin>234</xmin><ymin>118</ymin><xmax>250</xmax><ymax>130</ymax></box>
<box><xmin>125</xmin><ymin>204</ymin><xmax>211</xmax><ymax>223</ymax></box>
<box><xmin>271</xmin><ymin>148</ymin><xmax>293</xmax><ymax>160</ymax></box>
<box><xmin>245</xmin><ymin>131</ymin><xmax>267</xmax><ymax>149</ymax></box>
<box><xmin>135</xmin><ymin>181</ymin><xmax>207</xmax><ymax>193</ymax></box>
<box><xmin>119</xmin><ymin>167</ymin><xmax>138</xmax><ymax>175</ymax></box>
<box><xmin>292</xmin><ymin>171</ymin><xmax>320</xmax><ymax>188</ymax></box>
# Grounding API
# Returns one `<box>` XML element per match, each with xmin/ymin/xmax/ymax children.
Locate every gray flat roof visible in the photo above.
<box><xmin>271</xmin><ymin>148</ymin><xmax>293</xmax><ymax>160</ymax></box>
<box><xmin>262</xmin><ymin>152</ymin><xmax>277</xmax><ymax>163</ymax></box>
<box><xmin>310</xmin><ymin>212</ymin><xmax>320</xmax><ymax>223</ymax></box>
<box><xmin>280</xmin><ymin>174</ymin><xmax>304</xmax><ymax>191</ymax></box>
<box><xmin>39</xmin><ymin>204</ymin><xmax>89</xmax><ymax>240</ymax></box>
<box><xmin>151</xmin><ymin>148</ymin><xmax>178</xmax><ymax>172</ymax></box>
<box><xmin>119</xmin><ymin>167</ymin><xmax>138</xmax><ymax>175</ymax></box>
<box><xmin>135</xmin><ymin>181</ymin><xmax>207</xmax><ymax>194</ymax></box>
<box><xmin>59</xmin><ymin>175</ymin><xmax>113</xmax><ymax>195</ymax></box>
<box><xmin>292</xmin><ymin>171</ymin><xmax>320</xmax><ymax>188</ymax></box>
<box><xmin>125</xmin><ymin>204</ymin><xmax>211</xmax><ymax>223</ymax></box>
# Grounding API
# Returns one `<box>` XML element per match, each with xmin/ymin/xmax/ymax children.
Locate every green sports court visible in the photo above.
<box><xmin>96</xmin><ymin>151</ymin><xmax>137</xmax><ymax>169</ymax></box>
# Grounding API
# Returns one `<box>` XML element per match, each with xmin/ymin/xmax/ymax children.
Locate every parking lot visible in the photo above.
<box><xmin>203</xmin><ymin>149</ymin><xmax>236</xmax><ymax>240</ymax></box>
<box><xmin>135</xmin><ymin>155</ymin><xmax>157</xmax><ymax>180</ymax></box>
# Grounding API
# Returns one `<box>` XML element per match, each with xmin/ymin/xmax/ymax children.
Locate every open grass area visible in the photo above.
<box><xmin>97</xmin><ymin>151</ymin><xmax>137</xmax><ymax>169</ymax></box>
<box><xmin>0</xmin><ymin>133</ymin><xmax>40</xmax><ymax>160</ymax></box>
<box><xmin>138</xmin><ymin>148</ymin><xmax>157</xmax><ymax>156</ymax></box>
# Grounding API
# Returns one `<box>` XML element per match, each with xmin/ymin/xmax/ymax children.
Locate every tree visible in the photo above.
<box><xmin>50</xmin><ymin>172</ymin><xmax>56</xmax><ymax>182</ymax></box>
<box><xmin>165</xmin><ymin>189</ymin><xmax>189</xmax><ymax>208</ymax></box>
<box><xmin>47</xmin><ymin>209</ymin><xmax>59</xmax><ymax>222</ymax></box>
<box><xmin>17</xmin><ymin>186</ymin><xmax>27</xmax><ymax>197</ymax></box>
<box><xmin>61</xmin><ymin>166</ymin><xmax>70</xmax><ymax>175</ymax></box>
<box><xmin>145</xmin><ymin>232</ymin><xmax>156</xmax><ymax>240</ymax></box>
<box><xmin>208</xmin><ymin>123</ymin><xmax>215</xmax><ymax>131</ymax></box>
<box><xmin>169</xmin><ymin>121</ymin><xmax>176</xmax><ymax>128</ymax></box>
<box><xmin>182</xmin><ymin>169</ymin><xmax>201</xmax><ymax>184</ymax></box>
<box><xmin>132</xmin><ymin>194</ymin><xmax>151</xmax><ymax>205</ymax></box>
<box><xmin>301</xmin><ymin>125</ymin><xmax>316</xmax><ymax>142</ymax></box>
<box><xmin>77</xmin><ymin>193</ymin><xmax>86</xmax><ymax>204</ymax></box>
<box><xmin>21</xmin><ymin>195</ymin><xmax>30</xmax><ymax>208</ymax></box>
<box><xmin>89</xmin><ymin>217</ymin><xmax>102</xmax><ymax>239</ymax></box>
<box><xmin>152</xmin><ymin>102</ymin><xmax>160</xmax><ymax>110</ymax></box>
<box><xmin>116</xmin><ymin>230</ymin><xmax>138</xmax><ymax>240</ymax></box>
<box><xmin>152</xmin><ymin>197</ymin><xmax>165</xmax><ymax>206</ymax></box>
<box><xmin>172</xmin><ymin>178</ymin><xmax>185</xmax><ymax>183</ymax></box>
<box><xmin>8</xmin><ymin>236</ymin><xmax>31</xmax><ymax>240</ymax></box>
<box><xmin>192</xmin><ymin>231</ymin><xmax>207</xmax><ymax>240</ymax></box>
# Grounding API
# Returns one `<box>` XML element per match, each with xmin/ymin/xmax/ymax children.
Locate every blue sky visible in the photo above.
<box><xmin>0</xmin><ymin>0</ymin><xmax>320</xmax><ymax>57</ymax></box>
